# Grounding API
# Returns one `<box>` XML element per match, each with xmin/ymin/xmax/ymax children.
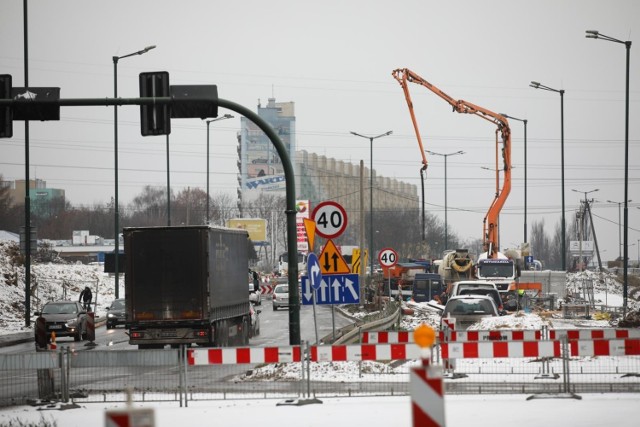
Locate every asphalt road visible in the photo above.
<box><xmin>0</xmin><ymin>299</ymin><xmax>354</xmax><ymax>354</ymax></box>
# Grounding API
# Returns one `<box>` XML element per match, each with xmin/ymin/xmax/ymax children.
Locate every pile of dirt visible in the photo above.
<box><xmin>617</xmin><ymin>309</ymin><xmax>640</xmax><ymax>328</ymax></box>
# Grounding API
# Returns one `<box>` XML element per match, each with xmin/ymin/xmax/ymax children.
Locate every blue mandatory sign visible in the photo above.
<box><xmin>307</xmin><ymin>253</ymin><xmax>322</xmax><ymax>291</ymax></box>
<box><xmin>300</xmin><ymin>274</ymin><xmax>360</xmax><ymax>305</ymax></box>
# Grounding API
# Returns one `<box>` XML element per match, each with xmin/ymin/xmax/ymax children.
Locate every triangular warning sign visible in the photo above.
<box><xmin>319</xmin><ymin>239</ymin><xmax>350</xmax><ymax>274</ymax></box>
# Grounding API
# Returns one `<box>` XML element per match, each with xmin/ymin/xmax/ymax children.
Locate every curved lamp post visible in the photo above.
<box><xmin>500</xmin><ymin>113</ymin><xmax>528</xmax><ymax>243</ymax></box>
<box><xmin>530</xmin><ymin>81</ymin><xmax>565</xmax><ymax>271</ymax></box>
<box><xmin>113</xmin><ymin>45</ymin><xmax>156</xmax><ymax>299</ymax></box>
<box><xmin>586</xmin><ymin>30</ymin><xmax>632</xmax><ymax>317</ymax></box>
<box><xmin>426</xmin><ymin>150</ymin><xmax>465</xmax><ymax>251</ymax></box>
<box><xmin>204</xmin><ymin>114</ymin><xmax>234</xmax><ymax>224</ymax></box>
<box><xmin>350</xmin><ymin>130</ymin><xmax>393</xmax><ymax>278</ymax></box>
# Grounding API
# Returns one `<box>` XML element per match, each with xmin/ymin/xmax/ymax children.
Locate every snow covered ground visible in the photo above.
<box><xmin>0</xmin><ymin>394</ymin><xmax>638</xmax><ymax>427</ymax></box>
<box><xmin>1</xmin><ymin>239</ymin><xmax>640</xmax><ymax>424</ymax></box>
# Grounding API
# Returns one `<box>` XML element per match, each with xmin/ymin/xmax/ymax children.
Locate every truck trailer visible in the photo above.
<box><xmin>124</xmin><ymin>225</ymin><xmax>251</xmax><ymax>349</ymax></box>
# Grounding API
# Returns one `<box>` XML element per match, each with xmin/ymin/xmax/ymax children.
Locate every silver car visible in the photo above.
<box><xmin>441</xmin><ymin>295</ymin><xmax>499</xmax><ymax>330</ymax></box>
<box><xmin>272</xmin><ymin>284</ymin><xmax>290</xmax><ymax>311</ymax></box>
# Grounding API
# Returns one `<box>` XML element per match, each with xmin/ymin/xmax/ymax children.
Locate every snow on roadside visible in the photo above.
<box><xmin>0</xmin><ymin>240</ymin><xmax>117</xmax><ymax>335</ymax></box>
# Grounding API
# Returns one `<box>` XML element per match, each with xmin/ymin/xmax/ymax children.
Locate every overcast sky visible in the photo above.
<box><xmin>1</xmin><ymin>0</ymin><xmax>639</xmax><ymax>261</ymax></box>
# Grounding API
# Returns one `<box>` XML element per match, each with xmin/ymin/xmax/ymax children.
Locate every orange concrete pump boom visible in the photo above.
<box><xmin>391</xmin><ymin>68</ymin><xmax>512</xmax><ymax>258</ymax></box>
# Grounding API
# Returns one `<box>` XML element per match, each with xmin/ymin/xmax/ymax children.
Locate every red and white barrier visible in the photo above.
<box><xmin>187</xmin><ymin>346</ymin><xmax>301</xmax><ymax>365</ymax></box>
<box><xmin>570</xmin><ymin>339</ymin><xmax>640</xmax><ymax>357</ymax></box>
<box><xmin>441</xmin><ymin>340</ymin><xmax>561</xmax><ymax>359</ymax></box>
<box><xmin>439</xmin><ymin>330</ymin><xmax>542</xmax><ymax>342</ymax></box>
<box><xmin>260</xmin><ymin>284</ymin><xmax>274</xmax><ymax>295</ymax></box>
<box><xmin>363</xmin><ymin>329</ymin><xmax>542</xmax><ymax>344</ymax></box>
<box><xmin>310</xmin><ymin>343</ymin><xmax>421</xmax><ymax>362</ymax></box>
<box><xmin>410</xmin><ymin>364</ymin><xmax>445</xmax><ymax>427</ymax></box>
<box><xmin>361</xmin><ymin>331</ymin><xmax>412</xmax><ymax>344</ymax></box>
<box><xmin>550</xmin><ymin>328</ymin><xmax>640</xmax><ymax>340</ymax></box>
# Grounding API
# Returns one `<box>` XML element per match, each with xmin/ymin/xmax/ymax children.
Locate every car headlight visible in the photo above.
<box><xmin>107</xmin><ymin>313</ymin><xmax>116</xmax><ymax>318</ymax></box>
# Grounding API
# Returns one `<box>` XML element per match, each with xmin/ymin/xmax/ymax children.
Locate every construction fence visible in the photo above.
<box><xmin>1</xmin><ymin>328</ymin><xmax>639</xmax><ymax>407</ymax></box>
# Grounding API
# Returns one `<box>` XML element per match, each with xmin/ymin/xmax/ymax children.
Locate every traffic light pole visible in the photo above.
<box><xmin>1</xmin><ymin>94</ymin><xmax>301</xmax><ymax>345</ymax></box>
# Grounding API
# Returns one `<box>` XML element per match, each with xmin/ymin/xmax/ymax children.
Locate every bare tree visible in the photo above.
<box><xmin>530</xmin><ymin>218</ymin><xmax>550</xmax><ymax>268</ymax></box>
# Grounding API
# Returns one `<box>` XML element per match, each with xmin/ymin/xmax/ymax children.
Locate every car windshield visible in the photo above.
<box><xmin>42</xmin><ymin>303</ymin><xmax>77</xmax><ymax>314</ymax></box>
<box><xmin>111</xmin><ymin>300</ymin><xmax>125</xmax><ymax>310</ymax></box>
<box><xmin>275</xmin><ymin>285</ymin><xmax>288</xmax><ymax>293</ymax></box>
<box><xmin>445</xmin><ymin>299</ymin><xmax>495</xmax><ymax>316</ymax></box>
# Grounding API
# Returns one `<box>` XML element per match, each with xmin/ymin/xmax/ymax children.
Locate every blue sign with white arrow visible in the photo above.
<box><xmin>300</xmin><ymin>274</ymin><xmax>360</xmax><ymax>305</ymax></box>
<box><xmin>307</xmin><ymin>253</ymin><xmax>322</xmax><ymax>291</ymax></box>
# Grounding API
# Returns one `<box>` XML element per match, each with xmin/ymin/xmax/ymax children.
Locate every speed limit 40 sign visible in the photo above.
<box><xmin>378</xmin><ymin>247</ymin><xmax>398</xmax><ymax>268</ymax></box>
<box><xmin>312</xmin><ymin>201</ymin><xmax>348</xmax><ymax>239</ymax></box>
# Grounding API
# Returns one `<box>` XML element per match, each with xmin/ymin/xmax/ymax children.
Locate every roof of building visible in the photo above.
<box><xmin>0</xmin><ymin>230</ymin><xmax>19</xmax><ymax>242</ymax></box>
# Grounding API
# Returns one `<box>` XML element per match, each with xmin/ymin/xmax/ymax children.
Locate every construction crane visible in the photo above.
<box><xmin>391</xmin><ymin>68</ymin><xmax>512</xmax><ymax>258</ymax></box>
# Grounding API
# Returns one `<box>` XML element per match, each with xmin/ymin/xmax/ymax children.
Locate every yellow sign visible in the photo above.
<box><xmin>319</xmin><ymin>239</ymin><xmax>351</xmax><ymax>274</ymax></box>
<box><xmin>351</xmin><ymin>248</ymin><xmax>368</xmax><ymax>274</ymax></box>
<box><xmin>303</xmin><ymin>218</ymin><xmax>316</xmax><ymax>251</ymax></box>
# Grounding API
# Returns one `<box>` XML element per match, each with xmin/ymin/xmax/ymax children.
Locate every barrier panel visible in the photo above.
<box><xmin>3</xmin><ymin>332</ymin><xmax>640</xmax><ymax>407</ymax></box>
<box><xmin>550</xmin><ymin>328</ymin><xmax>640</xmax><ymax>340</ymax></box>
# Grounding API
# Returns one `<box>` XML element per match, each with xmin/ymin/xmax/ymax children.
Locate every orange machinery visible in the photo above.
<box><xmin>391</xmin><ymin>68</ymin><xmax>512</xmax><ymax>258</ymax></box>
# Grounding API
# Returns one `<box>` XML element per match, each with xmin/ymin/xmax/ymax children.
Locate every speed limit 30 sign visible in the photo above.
<box><xmin>378</xmin><ymin>247</ymin><xmax>398</xmax><ymax>268</ymax></box>
<box><xmin>312</xmin><ymin>201</ymin><xmax>348</xmax><ymax>239</ymax></box>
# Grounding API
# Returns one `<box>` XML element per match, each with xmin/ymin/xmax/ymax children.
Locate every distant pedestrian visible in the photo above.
<box><xmin>79</xmin><ymin>286</ymin><xmax>92</xmax><ymax>311</ymax></box>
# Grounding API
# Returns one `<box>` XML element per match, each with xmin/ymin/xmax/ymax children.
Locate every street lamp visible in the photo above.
<box><xmin>530</xmin><ymin>81</ymin><xmax>566</xmax><ymax>270</ymax></box>
<box><xmin>572</xmin><ymin>189</ymin><xmax>598</xmax><ymax>271</ymax></box>
<box><xmin>586</xmin><ymin>30</ymin><xmax>632</xmax><ymax>317</ymax></box>
<box><xmin>113</xmin><ymin>45</ymin><xmax>156</xmax><ymax>299</ymax></box>
<box><xmin>204</xmin><ymin>114</ymin><xmax>234</xmax><ymax>224</ymax></box>
<box><xmin>500</xmin><ymin>113</ymin><xmax>528</xmax><ymax>243</ymax></box>
<box><xmin>607</xmin><ymin>199</ymin><xmax>632</xmax><ymax>261</ymax></box>
<box><xmin>426</xmin><ymin>150</ymin><xmax>465</xmax><ymax>250</ymax></box>
<box><xmin>350</xmin><ymin>130</ymin><xmax>393</xmax><ymax>279</ymax></box>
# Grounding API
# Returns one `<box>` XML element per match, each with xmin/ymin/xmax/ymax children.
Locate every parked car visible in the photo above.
<box><xmin>457</xmin><ymin>287</ymin><xmax>505</xmax><ymax>314</ymax></box>
<box><xmin>249</xmin><ymin>304</ymin><xmax>260</xmax><ymax>338</ymax></box>
<box><xmin>34</xmin><ymin>300</ymin><xmax>88</xmax><ymax>341</ymax></box>
<box><xmin>441</xmin><ymin>295</ymin><xmax>499</xmax><ymax>330</ymax></box>
<box><xmin>249</xmin><ymin>282</ymin><xmax>262</xmax><ymax>305</ymax></box>
<box><xmin>106</xmin><ymin>298</ymin><xmax>127</xmax><ymax>329</ymax></box>
<box><xmin>450</xmin><ymin>280</ymin><xmax>497</xmax><ymax>296</ymax></box>
<box><xmin>272</xmin><ymin>284</ymin><xmax>290</xmax><ymax>311</ymax></box>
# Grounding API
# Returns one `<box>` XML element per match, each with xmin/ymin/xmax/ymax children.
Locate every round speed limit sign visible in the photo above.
<box><xmin>378</xmin><ymin>247</ymin><xmax>398</xmax><ymax>268</ymax></box>
<box><xmin>312</xmin><ymin>201</ymin><xmax>348</xmax><ymax>239</ymax></box>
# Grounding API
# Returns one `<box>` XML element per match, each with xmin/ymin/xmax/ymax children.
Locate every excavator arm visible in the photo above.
<box><xmin>391</xmin><ymin>68</ymin><xmax>512</xmax><ymax>258</ymax></box>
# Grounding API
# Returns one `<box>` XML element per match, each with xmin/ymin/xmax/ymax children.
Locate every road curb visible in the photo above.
<box><xmin>0</xmin><ymin>318</ymin><xmax>107</xmax><ymax>348</ymax></box>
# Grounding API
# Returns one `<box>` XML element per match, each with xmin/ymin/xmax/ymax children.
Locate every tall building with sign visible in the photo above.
<box><xmin>237</xmin><ymin>98</ymin><xmax>295</xmax><ymax>207</ymax></box>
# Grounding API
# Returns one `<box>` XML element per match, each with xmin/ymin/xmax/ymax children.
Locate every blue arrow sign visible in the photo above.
<box><xmin>300</xmin><ymin>274</ymin><xmax>360</xmax><ymax>305</ymax></box>
<box><xmin>307</xmin><ymin>253</ymin><xmax>322</xmax><ymax>291</ymax></box>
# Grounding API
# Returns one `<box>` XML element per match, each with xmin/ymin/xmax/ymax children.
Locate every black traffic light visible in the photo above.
<box><xmin>139</xmin><ymin>71</ymin><xmax>170</xmax><ymax>136</ymax></box>
<box><xmin>0</xmin><ymin>74</ymin><xmax>12</xmax><ymax>138</ymax></box>
<box><xmin>170</xmin><ymin>85</ymin><xmax>218</xmax><ymax>119</ymax></box>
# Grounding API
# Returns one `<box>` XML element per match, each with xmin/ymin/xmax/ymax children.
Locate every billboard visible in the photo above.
<box><xmin>227</xmin><ymin>218</ymin><xmax>267</xmax><ymax>242</ymax></box>
<box><xmin>296</xmin><ymin>200</ymin><xmax>310</xmax><ymax>252</ymax></box>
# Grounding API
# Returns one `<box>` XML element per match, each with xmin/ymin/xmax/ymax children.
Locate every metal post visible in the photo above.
<box><xmin>560</xmin><ymin>89</ymin><xmax>566</xmax><ymax>271</ymax></box>
<box><xmin>112</xmin><ymin>45</ymin><xmax>156</xmax><ymax>299</ymax></box>
<box><xmin>426</xmin><ymin>150</ymin><xmax>465</xmax><ymax>250</ymax></box>
<box><xmin>23</xmin><ymin>0</ymin><xmax>32</xmax><ymax>327</ymax></box>
<box><xmin>204</xmin><ymin>115</ymin><xmax>233</xmax><ymax>224</ymax></box>
<box><xmin>350</xmin><ymin>131</ymin><xmax>393</xmax><ymax>281</ymax></box>
<box><xmin>166</xmin><ymin>134</ymin><xmax>171</xmax><ymax>225</ymax></box>
<box><xmin>529</xmin><ymin>82</ymin><xmax>566</xmax><ymax>270</ymax></box>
